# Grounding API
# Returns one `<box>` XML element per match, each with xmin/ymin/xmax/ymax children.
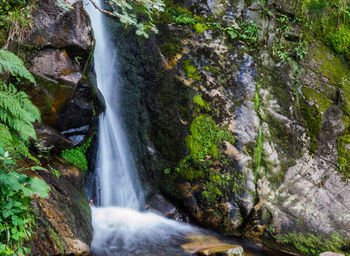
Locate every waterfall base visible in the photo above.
<box><xmin>90</xmin><ymin>207</ymin><xmax>198</xmax><ymax>256</ymax></box>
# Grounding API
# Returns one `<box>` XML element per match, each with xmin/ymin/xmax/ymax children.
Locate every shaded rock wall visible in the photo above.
<box><xmin>104</xmin><ymin>0</ymin><xmax>350</xmax><ymax>255</ymax></box>
<box><xmin>3</xmin><ymin>0</ymin><xmax>101</xmax><ymax>254</ymax></box>
<box><xmin>20</xmin><ymin>156</ymin><xmax>92</xmax><ymax>256</ymax></box>
<box><xmin>9</xmin><ymin>0</ymin><xmax>103</xmax><ymax>147</ymax></box>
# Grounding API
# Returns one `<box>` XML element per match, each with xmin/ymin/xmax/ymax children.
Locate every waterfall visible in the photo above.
<box><xmin>85</xmin><ymin>0</ymin><xmax>143</xmax><ymax>209</ymax></box>
<box><xmin>84</xmin><ymin>1</ymin><xmax>200</xmax><ymax>255</ymax></box>
<box><xmin>83</xmin><ymin>1</ymin><xmax>276</xmax><ymax>256</ymax></box>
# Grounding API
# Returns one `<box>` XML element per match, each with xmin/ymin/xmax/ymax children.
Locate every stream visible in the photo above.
<box><xmin>84</xmin><ymin>1</ymin><xmax>292</xmax><ymax>255</ymax></box>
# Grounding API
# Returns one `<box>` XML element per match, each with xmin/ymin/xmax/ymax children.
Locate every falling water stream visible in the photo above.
<box><xmin>84</xmin><ymin>1</ymin><xmax>291</xmax><ymax>255</ymax></box>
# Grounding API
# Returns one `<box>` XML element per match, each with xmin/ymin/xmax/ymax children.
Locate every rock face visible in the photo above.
<box><xmin>4</xmin><ymin>0</ymin><xmax>99</xmax><ymax>254</ymax></box>
<box><xmin>10</xmin><ymin>0</ymin><xmax>103</xmax><ymax>147</ymax></box>
<box><xmin>108</xmin><ymin>0</ymin><xmax>350</xmax><ymax>255</ymax></box>
<box><xmin>19</xmin><ymin>156</ymin><xmax>92</xmax><ymax>256</ymax></box>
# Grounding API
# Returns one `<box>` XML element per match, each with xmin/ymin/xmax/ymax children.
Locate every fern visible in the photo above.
<box><xmin>0</xmin><ymin>49</ymin><xmax>35</xmax><ymax>83</ymax></box>
<box><xmin>0</xmin><ymin>82</ymin><xmax>40</xmax><ymax>141</ymax></box>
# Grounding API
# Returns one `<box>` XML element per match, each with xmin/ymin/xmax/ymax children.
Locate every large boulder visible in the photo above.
<box><xmin>10</xmin><ymin>0</ymin><xmax>103</xmax><ymax>146</ymax></box>
<box><xmin>4</xmin><ymin>0</ymin><xmax>100</xmax><ymax>254</ymax></box>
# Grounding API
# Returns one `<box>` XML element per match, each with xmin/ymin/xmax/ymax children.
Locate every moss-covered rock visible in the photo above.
<box><xmin>96</xmin><ymin>0</ymin><xmax>350</xmax><ymax>255</ymax></box>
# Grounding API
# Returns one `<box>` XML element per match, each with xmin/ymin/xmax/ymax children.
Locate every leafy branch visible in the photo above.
<box><xmin>88</xmin><ymin>0</ymin><xmax>164</xmax><ymax>38</ymax></box>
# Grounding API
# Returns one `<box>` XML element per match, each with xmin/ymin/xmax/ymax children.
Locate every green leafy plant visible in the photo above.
<box><xmin>296</xmin><ymin>40</ymin><xmax>308</xmax><ymax>59</ymax></box>
<box><xmin>0</xmin><ymin>48</ymin><xmax>49</xmax><ymax>256</ymax></box>
<box><xmin>87</xmin><ymin>0</ymin><xmax>165</xmax><ymax>38</ymax></box>
<box><xmin>166</xmin><ymin>7</ymin><xmax>197</xmax><ymax>26</ymax></box>
<box><xmin>0</xmin><ymin>49</ymin><xmax>35</xmax><ymax>83</ymax></box>
<box><xmin>61</xmin><ymin>137</ymin><xmax>92</xmax><ymax>172</ymax></box>
<box><xmin>0</xmin><ymin>49</ymin><xmax>40</xmax><ymax>142</ymax></box>
<box><xmin>0</xmin><ymin>82</ymin><xmax>40</xmax><ymax>142</ymax></box>
<box><xmin>0</xmin><ymin>143</ymin><xmax>50</xmax><ymax>255</ymax></box>
<box><xmin>225</xmin><ymin>21</ymin><xmax>259</xmax><ymax>45</ymax></box>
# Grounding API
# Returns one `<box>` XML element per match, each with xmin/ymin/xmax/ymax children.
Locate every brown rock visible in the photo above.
<box><xmin>20</xmin><ymin>156</ymin><xmax>93</xmax><ymax>256</ymax></box>
<box><xmin>181</xmin><ymin>235</ymin><xmax>244</xmax><ymax>256</ymax></box>
<box><xmin>34</xmin><ymin>121</ymin><xmax>73</xmax><ymax>152</ymax></box>
<box><xmin>30</xmin><ymin>48</ymin><xmax>81</xmax><ymax>85</ymax></box>
<box><xmin>20</xmin><ymin>0</ymin><xmax>92</xmax><ymax>57</ymax></box>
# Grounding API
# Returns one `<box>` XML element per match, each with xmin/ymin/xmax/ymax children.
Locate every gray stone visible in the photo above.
<box><xmin>320</xmin><ymin>252</ymin><xmax>345</xmax><ymax>256</ymax></box>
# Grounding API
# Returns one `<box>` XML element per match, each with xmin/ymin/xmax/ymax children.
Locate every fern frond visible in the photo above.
<box><xmin>0</xmin><ymin>49</ymin><xmax>35</xmax><ymax>83</ymax></box>
<box><xmin>0</xmin><ymin>82</ymin><xmax>40</xmax><ymax>141</ymax></box>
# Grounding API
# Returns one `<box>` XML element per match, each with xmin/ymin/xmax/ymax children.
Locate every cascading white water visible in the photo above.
<box><xmin>85</xmin><ymin>0</ymin><xmax>142</xmax><ymax>210</ymax></box>
<box><xmin>84</xmin><ymin>2</ymin><xmax>277</xmax><ymax>256</ymax></box>
<box><xmin>84</xmin><ymin>1</ymin><xmax>200</xmax><ymax>255</ymax></box>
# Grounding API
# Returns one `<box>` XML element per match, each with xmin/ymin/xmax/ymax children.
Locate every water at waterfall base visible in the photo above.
<box><xmin>89</xmin><ymin>206</ymin><xmax>290</xmax><ymax>256</ymax></box>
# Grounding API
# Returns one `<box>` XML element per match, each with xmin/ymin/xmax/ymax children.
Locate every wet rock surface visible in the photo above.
<box><xmin>182</xmin><ymin>235</ymin><xmax>244</xmax><ymax>256</ymax></box>
<box><xmin>10</xmin><ymin>0</ymin><xmax>102</xmax><ymax>142</ymax></box>
<box><xmin>108</xmin><ymin>0</ymin><xmax>350</xmax><ymax>255</ymax></box>
<box><xmin>19</xmin><ymin>156</ymin><xmax>92</xmax><ymax>256</ymax></box>
<box><xmin>6</xmin><ymin>0</ymin><xmax>98</xmax><ymax>254</ymax></box>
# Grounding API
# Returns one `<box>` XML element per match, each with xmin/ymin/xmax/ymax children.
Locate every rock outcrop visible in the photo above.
<box><xmin>4</xmin><ymin>0</ymin><xmax>101</xmax><ymax>254</ymax></box>
<box><xmin>20</xmin><ymin>156</ymin><xmax>92</xmax><ymax>256</ymax></box>
<box><xmin>9</xmin><ymin>0</ymin><xmax>103</xmax><ymax>147</ymax></box>
<box><xmin>106</xmin><ymin>0</ymin><xmax>350</xmax><ymax>255</ymax></box>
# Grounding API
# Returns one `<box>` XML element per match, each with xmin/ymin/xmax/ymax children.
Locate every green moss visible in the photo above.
<box><xmin>61</xmin><ymin>137</ymin><xmax>92</xmax><ymax>172</ymax></box>
<box><xmin>159</xmin><ymin>42</ymin><xmax>180</xmax><ymax>57</ymax></box>
<box><xmin>302</xmin><ymin>87</ymin><xmax>331</xmax><ymax>113</ymax></box>
<box><xmin>61</xmin><ymin>149</ymin><xmax>87</xmax><ymax>171</ymax></box>
<box><xmin>194</xmin><ymin>23</ymin><xmax>207</xmax><ymax>34</ymax></box>
<box><xmin>253</xmin><ymin>124</ymin><xmax>263</xmax><ymax>180</ymax></box>
<box><xmin>204</xmin><ymin>65</ymin><xmax>220</xmax><ymax>74</ymax></box>
<box><xmin>252</xmin><ymin>86</ymin><xmax>264</xmax><ymax>180</ymax></box>
<box><xmin>193</xmin><ymin>94</ymin><xmax>211</xmax><ymax>111</ymax></box>
<box><xmin>314</xmin><ymin>43</ymin><xmax>349</xmax><ymax>85</ymax></box>
<box><xmin>300</xmin><ymin>101</ymin><xmax>322</xmax><ymax>154</ymax></box>
<box><xmin>264</xmin><ymin>113</ymin><xmax>299</xmax><ymax>187</ymax></box>
<box><xmin>164</xmin><ymin>114</ymin><xmax>238</xmax><ymax>204</ymax></box>
<box><xmin>339</xmin><ymin>78</ymin><xmax>350</xmax><ymax>118</ymax></box>
<box><xmin>337</xmin><ymin>134</ymin><xmax>350</xmax><ymax>179</ymax></box>
<box><xmin>326</xmin><ymin>24</ymin><xmax>350</xmax><ymax>54</ymax></box>
<box><xmin>280</xmin><ymin>232</ymin><xmax>350</xmax><ymax>256</ymax></box>
<box><xmin>185</xmin><ymin>115</ymin><xmax>234</xmax><ymax>160</ymax></box>
<box><xmin>183</xmin><ymin>60</ymin><xmax>201</xmax><ymax>80</ymax></box>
